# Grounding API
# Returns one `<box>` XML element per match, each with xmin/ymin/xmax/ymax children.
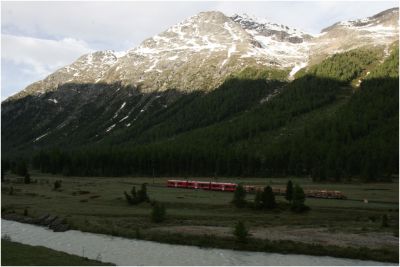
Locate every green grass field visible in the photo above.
<box><xmin>1</xmin><ymin>239</ymin><xmax>112</xmax><ymax>266</ymax></box>
<box><xmin>1</xmin><ymin>171</ymin><xmax>398</xmax><ymax>262</ymax></box>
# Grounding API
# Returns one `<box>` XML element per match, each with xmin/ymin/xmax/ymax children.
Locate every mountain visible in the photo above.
<box><xmin>2</xmin><ymin>8</ymin><xmax>399</xmax><ymax>181</ymax></box>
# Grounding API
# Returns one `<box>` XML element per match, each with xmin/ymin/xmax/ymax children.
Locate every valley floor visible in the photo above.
<box><xmin>1</xmin><ymin>172</ymin><xmax>399</xmax><ymax>263</ymax></box>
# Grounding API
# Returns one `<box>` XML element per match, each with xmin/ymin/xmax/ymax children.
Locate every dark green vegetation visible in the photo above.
<box><xmin>231</xmin><ymin>184</ymin><xmax>247</xmax><ymax>208</ymax></box>
<box><xmin>1</xmin><ymin>173</ymin><xmax>398</xmax><ymax>263</ymax></box>
<box><xmin>233</xmin><ymin>221</ymin><xmax>249</xmax><ymax>243</ymax></box>
<box><xmin>151</xmin><ymin>201</ymin><xmax>166</xmax><ymax>223</ymax></box>
<box><xmin>2</xmin><ymin>45</ymin><xmax>394</xmax><ymax>181</ymax></box>
<box><xmin>1</xmin><ymin>239</ymin><xmax>112</xmax><ymax>266</ymax></box>
<box><xmin>124</xmin><ymin>184</ymin><xmax>149</xmax><ymax>205</ymax></box>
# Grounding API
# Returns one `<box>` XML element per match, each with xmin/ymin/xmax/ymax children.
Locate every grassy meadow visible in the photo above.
<box><xmin>1</xmin><ymin>171</ymin><xmax>399</xmax><ymax>262</ymax></box>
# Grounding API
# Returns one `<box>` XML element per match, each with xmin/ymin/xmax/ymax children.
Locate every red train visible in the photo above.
<box><xmin>166</xmin><ymin>180</ymin><xmax>346</xmax><ymax>199</ymax></box>
<box><xmin>167</xmin><ymin>180</ymin><xmax>237</xmax><ymax>191</ymax></box>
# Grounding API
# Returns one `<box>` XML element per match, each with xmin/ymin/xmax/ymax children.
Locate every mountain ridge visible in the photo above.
<box><xmin>5</xmin><ymin>7</ymin><xmax>398</xmax><ymax>102</ymax></box>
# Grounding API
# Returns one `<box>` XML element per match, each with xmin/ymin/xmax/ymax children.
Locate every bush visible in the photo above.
<box><xmin>151</xmin><ymin>202</ymin><xmax>166</xmax><ymax>223</ymax></box>
<box><xmin>124</xmin><ymin>184</ymin><xmax>150</xmax><ymax>205</ymax></box>
<box><xmin>233</xmin><ymin>221</ymin><xmax>249</xmax><ymax>243</ymax></box>
<box><xmin>232</xmin><ymin>184</ymin><xmax>246</xmax><ymax>208</ymax></box>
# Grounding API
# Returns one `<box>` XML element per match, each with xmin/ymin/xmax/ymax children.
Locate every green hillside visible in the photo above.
<box><xmin>3</xmin><ymin>46</ymin><xmax>398</xmax><ymax>182</ymax></box>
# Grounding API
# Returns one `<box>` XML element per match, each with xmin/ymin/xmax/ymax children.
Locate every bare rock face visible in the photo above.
<box><xmin>5</xmin><ymin>8</ymin><xmax>399</xmax><ymax>101</ymax></box>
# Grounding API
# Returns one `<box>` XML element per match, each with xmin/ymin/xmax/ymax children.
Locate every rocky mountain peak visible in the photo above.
<box><xmin>231</xmin><ymin>13</ymin><xmax>313</xmax><ymax>43</ymax></box>
<box><xmin>5</xmin><ymin>8</ymin><xmax>399</xmax><ymax>101</ymax></box>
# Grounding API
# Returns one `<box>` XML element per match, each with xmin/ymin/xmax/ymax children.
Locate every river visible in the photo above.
<box><xmin>1</xmin><ymin>219</ymin><xmax>395</xmax><ymax>266</ymax></box>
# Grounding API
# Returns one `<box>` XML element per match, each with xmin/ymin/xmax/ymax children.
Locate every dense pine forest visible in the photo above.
<box><xmin>4</xmin><ymin>45</ymin><xmax>399</xmax><ymax>182</ymax></box>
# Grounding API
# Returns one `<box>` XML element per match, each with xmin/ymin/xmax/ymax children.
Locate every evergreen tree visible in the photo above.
<box><xmin>137</xmin><ymin>183</ymin><xmax>149</xmax><ymax>202</ymax></box>
<box><xmin>233</xmin><ymin>221</ymin><xmax>249</xmax><ymax>243</ymax></box>
<box><xmin>291</xmin><ymin>184</ymin><xmax>308</xmax><ymax>212</ymax></box>
<box><xmin>285</xmin><ymin>180</ymin><xmax>293</xmax><ymax>202</ymax></box>
<box><xmin>232</xmin><ymin>184</ymin><xmax>246</xmax><ymax>208</ymax></box>
<box><xmin>261</xmin><ymin>186</ymin><xmax>276</xmax><ymax>209</ymax></box>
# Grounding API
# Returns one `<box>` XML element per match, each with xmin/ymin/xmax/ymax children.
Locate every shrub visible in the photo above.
<box><xmin>124</xmin><ymin>184</ymin><xmax>149</xmax><ymax>205</ymax></box>
<box><xmin>233</xmin><ymin>221</ymin><xmax>249</xmax><ymax>243</ymax></box>
<box><xmin>151</xmin><ymin>202</ymin><xmax>166</xmax><ymax>223</ymax></box>
<box><xmin>232</xmin><ymin>184</ymin><xmax>246</xmax><ymax>208</ymax></box>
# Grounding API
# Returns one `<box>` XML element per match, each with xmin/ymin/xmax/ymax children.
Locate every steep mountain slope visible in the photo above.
<box><xmin>2</xmin><ymin>8</ymin><xmax>399</xmax><ymax>181</ymax></box>
<box><xmin>29</xmin><ymin>44</ymin><xmax>399</xmax><ymax>180</ymax></box>
<box><xmin>11</xmin><ymin>51</ymin><xmax>123</xmax><ymax>100</ymax></box>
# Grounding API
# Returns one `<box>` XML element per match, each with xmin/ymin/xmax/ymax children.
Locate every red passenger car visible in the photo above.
<box><xmin>197</xmin><ymin>182</ymin><xmax>211</xmax><ymax>190</ymax></box>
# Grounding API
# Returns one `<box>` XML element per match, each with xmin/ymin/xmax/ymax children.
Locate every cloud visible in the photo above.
<box><xmin>1</xmin><ymin>2</ymin><xmax>219</xmax><ymax>51</ymax></box>
<box><xmin>1</xmin><ymin>34</ymin><xmax>93</xmax><ymax>99</ymax></box>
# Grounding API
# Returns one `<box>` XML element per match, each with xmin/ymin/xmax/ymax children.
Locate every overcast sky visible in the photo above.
<box><xmin>1</xmin><ymin>1</ymin><xmax>397</xmax><ymax>100</ymax></box>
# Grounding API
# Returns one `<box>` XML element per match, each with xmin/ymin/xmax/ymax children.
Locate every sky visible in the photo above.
<box><xmin>1</xmin><ymin>1</ymin><xmax>398</xmax><ymax>100</ymax></box>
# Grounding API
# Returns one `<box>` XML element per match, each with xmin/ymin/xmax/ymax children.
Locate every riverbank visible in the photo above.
<box><xmin>2</xmin><ymin>219</ymin><xmax>395</xmax><ymax>266</ymax></box>
<box><xmin>2</xmin><ymin>212</ymin><xmax>398</xmax><ymax>263</ymax></box>
<box><xmin>1</xmin><ymin>239</ymin><xmax>113</xmax><ymax>266</ymax></box>
<box><xmin>2</xmin><ymin>173</ymin><xmax>398</xmax><ymax>263</ymax></box>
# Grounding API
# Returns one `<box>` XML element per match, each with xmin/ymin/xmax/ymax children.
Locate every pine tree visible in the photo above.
<box><xmin>232</xmin><ymin>184</ymin><xmax>246</xmax><ymax>208</ymax></box>
<box><xmin>291</xmin><ymin>184</ymin><xmax>308</xmax><ymax>212</ymax></box>
<box><xmin>261</xmin><ymin>186</ymin><xmax>276</xmax><ymax>209</ymax></box>
<box><xmin>137</xmin><ymin>183</ymin><xmax>149</xmax><ymax>202</ymax></box>
<box><xmin>285</xmin><ymin>180</ymin><xmax>293</xmax><ymax>202</ymax></box>
<box><xmin>233</xmin><ymin>221</ymin><xmax>249</xmax><ymax>243</ymax></box>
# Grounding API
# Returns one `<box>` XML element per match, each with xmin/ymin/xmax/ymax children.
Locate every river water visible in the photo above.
<box><xmin>1</xmin><ymin>219</ymin><xmax>394</xmax><ymax>266</ymax></box>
